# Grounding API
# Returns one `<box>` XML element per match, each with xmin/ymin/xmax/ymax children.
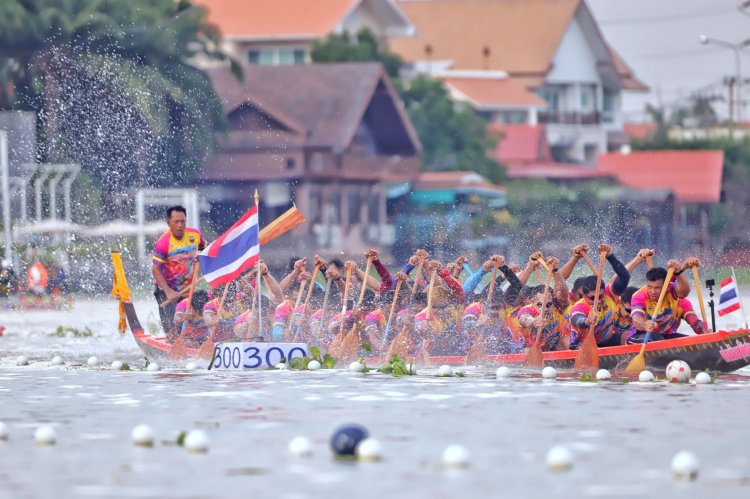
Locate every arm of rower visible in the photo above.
<box><xmin>372</xmin><ymin>259</ymin><xmax>393</xmax><ymax>293</ymax></box>
<box><xmin>516</xmin><ymin>261</ymin><xmax>535</xmax><ymax>286</ymax></box>
<box><xmin>560</xmin><ymin>255</ymin><xmax>580</xmax><ymax>280</ymax></box>
<box><xmin>673</xmin><ymin>271</ymin><xmax>691</xmax><ymax>298</ymax></box>
<box><xmin>551</xmin><ymin>268</ymin><xmax>569</xmax><ymax>309</ymax></box>
<box><xmin>607</xmin><ymin>253</ymin><xmax>630</xmax><ymax>296</ymax></box>
<box><xmin>355</xmin><ymin>266</ymin><xmax>381</xmax><ymax>291</ymax></box>
<box><xmin>279</xmin><ymin>268</ymin><xmax>301</xmax><ymax>293</ymax></box>
<box><xmin>263</xmin><ymin>272</ymin><xmax>285</xmax><ymax>302</ymax></box>
<box><xmin>438</xmin><ymin>269</ymin><xmax>465</xmax><ymax>301</ymax></box>
<box><xmin>499</xmin><ymin>264</ymin><xmax>522</xmax><ymax>306</ymax></box>
<box><xmin>609</xmin><ymin>253</ymin><xmax>643</xmax><ymax>286</ymax></box>
<box><xmin>152</xmin><ymin>264</ymin><xmax>180</xmax><ymax>300</ymax></box>
<box><xmin>631</xmin><ymin>310</ymin><xmax>647</xmax><ymax>331</ymax></box>
<box><xmin>462</xmin><ymin>268</ymin><xmax>487</xmax><ymax>297</ymax></box>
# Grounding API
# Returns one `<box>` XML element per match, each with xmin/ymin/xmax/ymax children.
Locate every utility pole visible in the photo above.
<box><xmin>724</xmin><ymin>76</ymin><xmax>736</xmax><ymax>124</ymax></box>
<box><xmin>0</xmin><ymin>131</ymin><xmax>11</xmax><ymax>262</ymax></box>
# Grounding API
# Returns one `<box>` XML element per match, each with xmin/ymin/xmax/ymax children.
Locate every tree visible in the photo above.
<box><xmin>311</xmin><ymin>28</ymin><xmax>506</xmax><ymax>183</ymax></box>
<box><xmin>0</xmin><ymin>0</ymin><xmax>236</xmax><ymax>192</ymax></box>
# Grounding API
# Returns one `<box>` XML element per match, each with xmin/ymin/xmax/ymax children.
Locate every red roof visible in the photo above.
<box><xmin>441</xmin><ymin>76</ymin><xmax>546</xmax><ymax>109</ymax></box>
<box><xmin>598</xmin><ymin>150</ymin><xmax>724</xmax><ymax>203</ymax></box>
<box><xmin>623</xmin><ymin>123</ymin><xmax>658</xmax><ymax>141</ymax></box>
<box><xmin>490</xmin><ymin>124</ymin><xmax>551</xmax><ymax>164</ymax></box>
<box><xmin>507</xmin><ymin>162</ymin><xmax>611</xmax><ymax>180</ymax></box>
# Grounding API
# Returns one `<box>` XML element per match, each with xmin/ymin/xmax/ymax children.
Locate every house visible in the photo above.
<box><xmin>200</xmin><ymin>62</ymin><xmax>422</xmax><ymax>261</ymax></box>
<box><xmin>390</xmin><ymin>0</ymin><xmax>648</xmax><ymax>164</ymax></box>
<box><xmin>196</xmin><ymin>0</ymin><xmax>415</xmax><ymax>66</ymax></box>
<box><xmin>598</xmin><ymin>150</ymin><xmax>724</xmax><ymax>249</ymax></box>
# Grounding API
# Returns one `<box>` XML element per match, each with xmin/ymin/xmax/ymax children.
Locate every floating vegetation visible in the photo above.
<box><xmin>289</xmin><ymin>346</ymin><xmax>337</xmax><ymax>370</ymax></box>
<box><xmin>53</xmin><ymin>325</ymin><xmax>93</xmax><ymax>337</ymax></box>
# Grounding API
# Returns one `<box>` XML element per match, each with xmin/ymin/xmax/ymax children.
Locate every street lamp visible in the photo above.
<box><xmin>699</xmin><ymin>35</ymin><xmax>750</xmax><ymax>123</ymax></box>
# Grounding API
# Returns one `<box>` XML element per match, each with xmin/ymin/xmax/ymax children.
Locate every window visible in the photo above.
<box><xmin>293</xmin><ymin>49</ymin><xmax>306</xmax><ymax>64</ymax></box>
<box><xmin>496</xmin><ymin>110</ymin><xmax>529</xmax><ymax>124</ymax></box>
<box><xmin>257</xmin><ymin>50</ymin><xmax>274</xmax><ymax>65</ymax></box>
<box><xmin>248</xmin><ymin>51</ymin><xmax>259</xmax><ymax>64</ymax></box>
<box><xmin>278</xmin><ymin>49</ymin><xmax>294</xmax><ymax>65</ymax></box>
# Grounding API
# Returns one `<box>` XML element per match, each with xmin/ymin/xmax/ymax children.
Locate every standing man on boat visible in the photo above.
<box><xmin>152</xmin><ymin>206</ymin><xmax>206</xmax><ymax>333</ymax></box>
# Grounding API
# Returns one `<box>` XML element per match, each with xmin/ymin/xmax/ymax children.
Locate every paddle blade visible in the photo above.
<box><xmin>465</xmin><ymin>336</ymin><xmax>487</xmax><ymax>365</ymax></box>
<box><xmin>625</xmin><ymin>352</ymin><xmax>646</xmax><ymax>373</ymax></box>
<box><xmin>523</xmin><ymin>343</ymin><xmax>544</xmax><ymax>368</ymax></box>
<box><xmin>168</xmin><ymin>336</ymin><xmax>188</xmax><ymax>360</ymax></box>
<box><xmin>339</xmin><ymin>330</ymin><xmax>361</xmax><ymax>364</ymax></box>
<box><xmin>197</xmin><ymin>338</ymin><xmax>215</xmax><ymax>361</ymax></box>
<box><xmin>574</xmin><ymin>333</ymin><xmax>599</xmax><ymax>372</ymax></box>
<box><xmin>386</xmin><ymin>327</ymin><xmax>410</xmax><ymax>360</ymax></box>
<box><xmin>327</xmin><ymin>331</ymin><xmax>345</xmax><ymax>358</ymax></box>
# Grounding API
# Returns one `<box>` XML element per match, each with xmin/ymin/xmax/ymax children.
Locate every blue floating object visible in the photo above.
<box><xmin>330</xmin><ymin>424</ymin><xmax>369</xmax><ymax>456</ymax></box>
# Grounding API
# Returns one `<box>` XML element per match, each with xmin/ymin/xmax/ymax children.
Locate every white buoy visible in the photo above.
<box><xmin>495</xmin><ymin>366</ymin><xmax>511</xmax><ymax>378</ymax></box>
<box><xmin>35</xmin><ymin>425</ymin><xmax>57</xmax><ymax>445</ymax></box>
<box><xmin>16</xmin><ymin>355</ymin><xmax>29</xmax><ymax>366</ymax></box>
<box><xmin>442</xmin><ymin>445</ymin><xmax>471</xmax><ymax>468</ymax></box>
<box><xmin>356</xmin><ymin>438</ymin><xmax>383</xmax><ymax>461</ymax></box>
<box><xmin>542</xmin><ymin>366</ymin><xmax>557</xmax><ymax>379</ymax></box>
<box><xmin>184</xmin><ymin>430</ymin><xmax>209</xmax><ymax>453</ymax></box>
<box><xmin>0</xmin><ymin>422</ymin><xmax>8</xmax><ymax>440</ymax></box>
<box><xmin>671</xmin><ymin>451</ymin><xmax>699</xmax><ymax>481</ymax></box>
<box><xmin>288</xmin><ymin>436</ymin><xmax>313</xmax><ymax>457</ymax></box>
<box><xmin>87</xmin><ymin>356</ymin><xmax>99</xmax><ymax>367</ymax></box>
<box><xmin>131</xmin><ymin>424</ymin><xmax>154</xmax><ymax>447</ymax></box>
<box><xmin>666</xmin><ymin>360</ymin><xmax>691</xmax><ymax>383</ymax></box>
<box><xmin>51</xmin><ymin>356</ymin><xmax>64</xmax><ymax>366</ymax></box>
<box><xmin>695</xmin><ymin>372</ymin><xmax>712</xmax><ymax>384</ymax></box>
<box><xmin>595</xmin><ymin>369</ymin><xmax>611</xmax><ymax>381</ymax></box>
<box><xmin>185</xmin><ymin>362</ymin><xmax>198</xmax><ymax>371</ymax></box>
<box><xmin>307</xmin><ymin>360</ymin><xmax>321</xmax><ymax>371</ymax></box>
<box><xmin>638</xmin><ymin>370</ymin><xmax>655</xmax><ymax>382</ymax></box>
<box><xmin>405</xmin><ymin>363</ymin><xmax>417</xmax><ymax>375</ymax></box>
<box><xmin>275</xmin><ymin>363</ymin><xmax>288</xmax><ymax>370</ymax></box>
<box><xmin>349</xmin><ymin>361</ymin><xmax>365</xmax><ymax>373</ymax></box>
<box><xmin>146</xmin><ymin>362</ymin><xmax>161</xmax><ymax>372</ymax></box>
<box><xmin>546</xmin><ymin>445</ymin><xmax>573</xmax><ymax>472</ymax></box>
<box><xmin>111</xmin><ymin>360</ymin><xmax>123</xmax><ymax>370</ymax></box>
<box><xmin>438</xmin><ymin>365</ymin><xmax>454</xmax><ymax>377</ymax></box>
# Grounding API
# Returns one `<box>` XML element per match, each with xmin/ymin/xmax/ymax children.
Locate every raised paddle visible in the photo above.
<box><xmin>327</xmin><ymin>265</ymin><xmax>353</xmax><ymax>356</ymax></box>
<box><xmin>302</xmin><ymin>263</ymin><xmax>321</xmax><ymax>312</ymax></box>
<box><xmin>168</xmin><ymin>262</ymin><xmax>201</xmax><ymax>359</ymax></box>
<box><xmin>409</xmin><ymin>257</ymin><xmax>425</xmax><ymax>304</ymax></box>
<box><xmin>523</xmin><ymin>266</ymin><xmax>554</xmax><ymax>368</ymax></box>
<box><xmin>415</xmin><ymin>269</ymin><xmax>437</xmax><ymax>365</ymax></box>
<box><xmin>286</xmin><ymin>278</ymin><xmax>307</xmax><ymax>341</ymax></box>
<box><xmin>382</xmin><ymin>277</ymin><xmax>404</xmax><ymax>350</ymax></box>
<box><xmin>580</xmin><ymin>252</ymin><xmax>598</xmax><ymax>274</ymax></box>
<box><xmin>625</xmin><ymin>267</ymin><xmax>675</xmax><ymax>373</ymax></box>
<box><xmin>466</xmin><ymin>258</ymin><xmax>499</xmax><ymax>364</ymax></box>
<box><xmin>574</xmin><ymin>251</ymin><xmax>607</xmax><ymax>372</ymax></box>
<box><xmin>197</xmin><ymin>282</ymin><xmax>231</xmax><ymax>360</ymax></box>
<box><xmin>339</xmin><ymin>256</ymin><xmax>375</xmax><ymax>362</ymax></box>
<box><xmin>691</xmin><ymin>267</ymin><xmax>709</xmax><ymax>328</ymax></box>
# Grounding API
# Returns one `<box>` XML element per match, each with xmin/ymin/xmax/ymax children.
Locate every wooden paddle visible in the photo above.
<box><xmin>338</xmin><ymin>256</ymin><xmax>374</xmax><ymax>362</ymax></box>
<box><xmin>168</xmin><ymin>262</ymin><xmax>201</xmax><ymax>359</ymax></box>
<box><xmin>382</xmin><ymin>277</ymin><xmax>404</xmax><ymax>350</ymax></box>
<box><xmin>573</xmin><ymin>251</ymin><xmax>607</xmax><ymax>372</ymax></box>
<box><xmin>286</xmin><ymin>278</ymin><xmax>307</xmax><ymax>341</ymax></box>
<box><xmin>625</xmin><ymin>267</ymin><xmax>675</xmax><ymax>373</ymax></box>
<box><xmin>415</xmin><ymin>269</ymin><xmax>437</xmax><ymax>365</ymax></box>
<box><xmin>197</xmin><ymin>283</ymin><xmax>231</xmax><ymax>360</ymax></box>
<box><xmin>302</xmin><ymin>263</ymin><xmax>321</xmax><ymax>311</ymax></box>
<box><xmin>691</xmin><ymin>267</ymin><xmax>709</xmax><ymax>328</ymax></box>
<box><xmin>160</xmin><ymin>275</ymin><xmax>205</xmax><ymax>308</ymax></box>
<box><xmin>466</xmin><ymin>259</ymin><xmax>499</xmax><ymax>364</ymax></box>
<box><xmin>580</xmin><ymin>252</ymin><xmax>598</xmax><ymax>274</ymax></box>
<box><xmin>327</xmin><ymin>265</ymin><xmax>353</xmax><ymax>356</ymax></box>
<box><xmin>409</xmin><ymin>257</ymin><xmax>425</xmax><ymax>304</ymax></box>
<box><xmin>523</xmin><ymin>266</ymin><xmax>554</xmax><ymax>367</ymax></box>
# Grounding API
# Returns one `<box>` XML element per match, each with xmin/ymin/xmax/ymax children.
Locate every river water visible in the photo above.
<box><xmin>2</xmin><ymin>298</ymin><xmax>750</xmax><ymax>498</ymax></box>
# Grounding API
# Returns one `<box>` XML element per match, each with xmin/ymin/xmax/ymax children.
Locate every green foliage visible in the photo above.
<box><xmin>120</xmin><ymin>362</ymin><xmax>131</xmax><ymax>371</ymax></box>
<box><xmin>288</xmin><ymin>345</ymin><xmax>337</xmax><ymax>370</ymax></box>
<box><xmin>376</xmin><ymin>354</ymin><xmax>415</xmax><ymax>377</ymax></box>
<box><xmin>580</xmin><ymin>373</ymin><xmax>594</xmax><ymax>382</ymax></box>
<box><xmin>53</xmin><ymin>325</ymin><xmax>92</xmax><ymax>337</ymax></box>
<box><xmin>311</xmin><ymin>28</ymin><xmax>402</xmax><ymax>78</ymax></box>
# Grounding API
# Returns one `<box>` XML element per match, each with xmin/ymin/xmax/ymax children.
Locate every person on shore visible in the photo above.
<box><xmin>152</xmin><ymin>206</ymin><xmax>206</xmax><ymax>333</ymax></box>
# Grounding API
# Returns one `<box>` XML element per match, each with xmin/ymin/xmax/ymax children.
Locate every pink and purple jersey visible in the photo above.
<box><xmin>569</xmin><ymin>284</ymin><xmax>620</xmax><ymax>343</ymax></box>
<box><xmin>630</xmin><ymin>284</ymin><xmax>695</xmax><ymax>335</ymax></box>
<box><xmin>153</xmin><ymin>228</ymin><xmax>206</xmax><ymax>291</ymax></box>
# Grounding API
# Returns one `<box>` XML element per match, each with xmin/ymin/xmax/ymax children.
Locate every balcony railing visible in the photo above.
<box><xmin>538</xmin><ymin>111</ymin><xmax>600</xmax><ymax>125</ymax></box>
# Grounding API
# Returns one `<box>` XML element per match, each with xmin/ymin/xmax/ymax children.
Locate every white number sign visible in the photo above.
<box><xmin>211</xmin><ymin>342</ymin><xmax>309</xmax><ymax>370</ymax></box>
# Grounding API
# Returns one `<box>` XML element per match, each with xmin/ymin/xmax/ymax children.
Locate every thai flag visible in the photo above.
<box><xmin>198</xmin><ymin>205</ymin><xmax>259</xmax><ymax>287</ymax></box>
<box><xmin>718</xmin><ymin>276</ymin><xmax>742</xmax><ymax>317</ymax></box>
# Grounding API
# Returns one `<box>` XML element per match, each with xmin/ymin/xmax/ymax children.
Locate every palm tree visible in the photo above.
<box><xmin>0</xmin><ymin>0</ymin><xmax>237</xmax><ymax>190</ymax></box>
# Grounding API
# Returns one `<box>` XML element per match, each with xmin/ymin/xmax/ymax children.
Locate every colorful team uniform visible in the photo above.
<box><xmin>569</xmin><ymin>284</ymin><xmax>621</xmax><ymax>346</ymax></box>
<box><xmin>629</xmin><ymin>285</ymin><xmax>697</xmax><ymax>338</ymax></box>
<box><xmin>518</xmin><ymin>303</ymin><xmax>569</xmax><ymax>351</ymax></box>
<box><xmin>153</xmin><ymin>228</ymin><xmax>206</xmax><ymax>291</ymax></box>
<box><xmin>174</xmin><ymin>298</ymin><xmax>207</xmax><ymax>342</ymax></box>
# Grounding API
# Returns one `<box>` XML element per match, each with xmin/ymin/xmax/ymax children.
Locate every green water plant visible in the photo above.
<box><xmin>377</xmin><ymin>354</ymin><xmax>415</xmax><ymax>377</ymax></box>
<box><xmin>289</xmin><ymin>346</ymin><xmax>337</xmax><ymax>370</ymax></box>
<box><xmin>53</xmin><ymin>325</ymin><xmax>93</xmax><ymax>337</ymax></box>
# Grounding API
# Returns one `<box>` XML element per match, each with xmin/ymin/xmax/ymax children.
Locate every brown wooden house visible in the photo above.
<box><xmin>201</xmin><ymin>62</ymin><xmax>422</xmax><ymax>260</ymax></box>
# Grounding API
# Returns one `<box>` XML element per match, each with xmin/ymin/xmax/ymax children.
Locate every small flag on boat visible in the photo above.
<box><xmin>198</xmin><ymin>205</ymin><xmax>260</xmax><ymax>287</ymax></box>
<box><xmin>718</xmin><ymin>275</ymin><xmax>741</xmax><ymax>316</ymax></box>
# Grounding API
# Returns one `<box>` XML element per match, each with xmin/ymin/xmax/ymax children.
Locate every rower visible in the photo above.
<box><xmin>518</xmin><ymin>256</ymin><xmax>570</xmax><ymax>351</ymax></box>
<box><xmin>152</xmin><ymin>206</ymin><xmax>206</xmax><ymax>333</ymax></box>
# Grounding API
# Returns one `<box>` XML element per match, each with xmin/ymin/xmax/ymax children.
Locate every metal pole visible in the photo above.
<box><xmin>136</xmin><ymin>190</ymin><xmax>145</xmax><ymax>265</ymax></box>
<box><xmin>735</xmin><ymin>47</ymin><xmax>743</xmax><ymax>123</ymax></box>
<box><xmin>707</xmin><ymin>281</ymin><xmax>717</xmax><ymax>332</ymax></box>
<box><xmin>255</xmin><ymin>189</ymin><xmax>262</xmax><ymax>340</ymax></box>
<box><xmin>0</xmin><ymin>131</ymin><xmax>11</xmax><ymax>262</ymax></box>
<box><xmin>732</xmin><ymin>267</ymin><xmax>749</xmax><ymax>329</ymax></box>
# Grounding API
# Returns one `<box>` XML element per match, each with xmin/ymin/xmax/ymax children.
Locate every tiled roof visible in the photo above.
<box><xmin>197</xmin><ymin>0</ymin><xmax>356</xmax><ymax>38</ymax></box>
<box><xmin>506</xmin><ymin>162</ymin><xmax>611</xmax><ymax>180</ymax></box>
<box><xmin>598</xmin><ymin>150</ymin><xmax>724</xmax><ymax>203</ymax></box>
<box><xmin>440</xmin><ymin>75</ymin><xmax>547</xmax><ymax>109</ymax></box>
<box><xmin>490</xmin><ymin>124</ymin><xmax>552</xmax><ymax>164</ymax></box>
<box><xmin>623</xmin><ymin>123</ymin><xmax>658</xmax><ymax>141</ymax></box>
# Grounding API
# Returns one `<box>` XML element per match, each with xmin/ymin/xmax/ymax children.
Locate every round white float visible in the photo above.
<box><xmin>495</xmin><ymin>366</ymin><xmax>511</xmax><ymax>379</ymax></box>
<box><xmin>349</xmin><ymin>361</ymin><xmax>364</xmax><ymax>373</ymax></box>
<box><xmin>0</xmin><ymin>422</ymin><xmax>8</xmax><ymax>440</ymax></box>
<box><xmin>87</xmin><ymin>356</ymin><xmax>99</xmax><ymax>367</ymax></box>
<box><xmin>442</xmin><ymin>445</ymin><xmax>470</xmax><ymax>468</ymax></box>
<box><xmin>131</xmin><ymin>424</ymin><xmax>154</xmax><ymax>447</ymax></box>
<box><xmin>16</xmin><ymin>356</ymin><xmax>29</xmax><ymax>366</ymax></box>
<box><xmin>694</xmin><ymin>372</ymin><xmax>712</xmax><ymax>384</ymax></box>
<box><xmin>356</xmin><ymin>438</ymin><xmax>383</xmax><ymax>461</ymax></box>
<box><xmin>666</xmin><ymin>360</ymin><xmax>691</xmax><ymax>383</ymax></box>
<box><xmin>146</xmin><ymin>362</ymin><xmax>161</xmax><ymax>372</ymax></box>
<box><xmin>275</xmin><ymin>363</ymin><xmax>288</xmax><ymax>370</ymax></box>
<box><xmin>307</xmin><ymin>360</ymin><xmax>321</xmax><ymax>371</ymax></box>
<box><xmin>288</xmin><ymin>436</ymin><xmax>313</xmax><ymax>457</ymax></box>
<box><xmin>51</xmin><ymin>356</ymin><xmax>64</xmax><ymax>366</ymax></box>
<box><xmin>185</xmin><ymin>362</ymin><xmax>198</xmax><ymax>371</ymax></box>
<box><xmin>438</xmin><ymin>365</ymin><xmax>454</xmax><ymax>377</ymax></box>
<box><xmin>595</xmin><ymin>369</ymin><xmax>611</xmax><ymax>381</ymax></box>
<box><xmin>546</xmin><ymin>445</ymin><xmax>573</xmax><ymax>472</ymax></box>
<box><xmin>405</xmin><ymin>363</ymin><xmax>417</xmax><ymax>375</ymax></box>
<box><xmin>638</xmin><ymin>370</ymin><xmax>655</xmax><ymax>382</ymax></box>
<box><xmin>111</xmin><ymin>360</ymin><xmax>123</xmax><ymax>370</ymax></box>
<box><xmin>542</xmin><ymin>366</ymin><xmax>557</xmax><ymax>380</ymax></box>
<box><xmin>184</xmin><ymin>430</ymin><xmax>209</xmax><ymax>453</ymax></box>
<box><xmin>35</xmin><ymin>425</ymin><xmax>57</xmax><ymax>445</ymax></box>
<box><xmin>671</xmin><ymin>451</ymin><xmax>699</xmax><ymax>482</ymax></box>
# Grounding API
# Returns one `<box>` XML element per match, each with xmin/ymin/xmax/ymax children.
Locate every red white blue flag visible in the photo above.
<box><xmin>198</xmin><ymin>205</ymin><xmax>259</xmax><ymax>287</ymax></box>
<box><xmin>718</xmin><ymin>276</ymin><xmax>741</xmax><ymax>317</ymax></box>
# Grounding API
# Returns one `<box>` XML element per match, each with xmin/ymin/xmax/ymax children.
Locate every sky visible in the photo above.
<box><xmin>587</xmin><ymin>0</ymin><xmax>750</xmax><ymax>122</ymax></box>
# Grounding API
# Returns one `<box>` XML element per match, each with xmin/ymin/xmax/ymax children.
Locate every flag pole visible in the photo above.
<box><xmin>255</xmin><ymin>189</ymin><xmax>263</xmax><ymax>340</ymax></box>
<box><xmin>731</xmin><ymin>267</ymin><xmax>749</xmax><ymax>329</ymax></box>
